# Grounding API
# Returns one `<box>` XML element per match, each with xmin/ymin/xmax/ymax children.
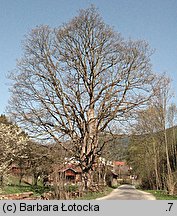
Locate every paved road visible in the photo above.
<box><xmin>96</xmin><ymin>184</ymin><xmax>156</xmax><ymax>200</ymax></box>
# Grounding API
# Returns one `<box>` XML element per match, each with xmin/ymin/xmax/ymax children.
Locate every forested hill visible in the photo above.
<box><xmin>101</xmin><ymin>134</ymin><xmax>130</xmax><ymax>161</ymax></box>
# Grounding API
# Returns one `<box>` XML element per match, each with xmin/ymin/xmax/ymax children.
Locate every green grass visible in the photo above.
<box><xmin>145</xmin><ymin>190</ymin><xmax>177</xmax><ymax>200</ymax></box>
<box><xmin>1</xmin><ymin>185</ymin><xmax>50</xmax><ymax>197</ymax></box>
<box><xmin>1</xmin><ymin>185</ymin><xmax>30</xmax><ymax>194</ymax></box>
<box><xmin>76</xmin><ymin>186</ymin><xmax>114</xmax><ymax>200</ymax></box>
<box><xmin>0</xmin><ymin>175</ymin><xmax>117</xmax><ymax>200</ymax></box>
<box><xmin>0</xmin><ymin>175</ymin><xmax>50</xmax><ymax>197</ymax></box>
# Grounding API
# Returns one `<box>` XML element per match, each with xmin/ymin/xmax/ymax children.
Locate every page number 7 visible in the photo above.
<box><xmin>167</xmin><ymin>203</ymin><xmax>173</xmax><ymax>211</ymax></box>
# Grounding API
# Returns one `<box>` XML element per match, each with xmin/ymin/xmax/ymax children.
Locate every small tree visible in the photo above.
<box><xmin>25</xmin><ymin>142</ymin><xmax>56</xmax><ymax>186</ymax></box>
<box><xmin>156</xmin><ymin>77</ymin><xmax>176</xmax><ymax>195</ymax></box>
<box><xmin>0</xmin><ymin>123</ymin><xmax>28</xmax><ymax>186</ymax></box>
<box><xmin>128</xmin><ymin>75</ymin><xmax>177</xmax><ymax>194</ymax></box>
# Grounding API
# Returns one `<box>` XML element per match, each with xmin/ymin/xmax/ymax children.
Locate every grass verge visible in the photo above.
<box><xmin>145</xmin><ymin>190</ymin><xmax>177</xmax><ymax>200</ymax></box>
<box><xmin>0</xmin><ymin>175</ymin><xmax>50</xmax><ymax>197</ymax></box>
<box><xmin>0</xmin><ymin>185</ymin><xmax>50</xmax><ymax>197</ymax></box>
<box><xmin>76</xmin><ymin>186</ymin><xmax>115</xmax><ymax>200</ymax></box>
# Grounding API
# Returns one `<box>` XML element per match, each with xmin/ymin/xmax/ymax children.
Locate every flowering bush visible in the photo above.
<box><xmin>0</xmin><ymin>123</ymin><xmax>28</xmax><ymax>184</ymax></box>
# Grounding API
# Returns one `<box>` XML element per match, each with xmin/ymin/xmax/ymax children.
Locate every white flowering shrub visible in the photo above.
<box><xmin>0</xmin><ymin>123</ymin><xmax>28</xmax><ymax>184</ymax></box>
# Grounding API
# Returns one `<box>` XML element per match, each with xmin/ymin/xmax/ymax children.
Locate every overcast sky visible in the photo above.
<box><xmin>0</xmin><ymin>0</ymin><xmax>177</xmax><ymax>114</ymax></box>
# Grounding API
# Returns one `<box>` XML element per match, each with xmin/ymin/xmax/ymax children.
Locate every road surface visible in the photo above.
<box><xmin>96</xmin><ymin>184</ymin><xmax>156</xmax><ymax>200</ymax></box>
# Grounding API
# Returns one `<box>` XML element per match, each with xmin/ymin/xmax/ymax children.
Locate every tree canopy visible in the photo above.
<box><xmin>8</xmin><ymin>6</ymin><xmax>159</xmax><ymax>186</ymax></box>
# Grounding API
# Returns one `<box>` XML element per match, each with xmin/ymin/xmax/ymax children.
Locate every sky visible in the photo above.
<box><xmin>0</xmin><ymin>0</ymin><xmax>177</xmax><ymax>114</ymax></box>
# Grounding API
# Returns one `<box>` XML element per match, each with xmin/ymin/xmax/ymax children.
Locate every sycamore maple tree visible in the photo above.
<box><xmin>9</xmin><ymin>6</ymin><xmax>159</xmax><ymax>189</ymax></box>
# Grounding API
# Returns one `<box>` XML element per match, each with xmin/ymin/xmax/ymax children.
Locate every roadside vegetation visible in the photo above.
<box><xmin>145</xmin><ymin>190</ymin><xmax>177</xmax><ymax>200</ymax></box>
<box><xmin>1</xmin><ymin>185</ymin><xmax>49</xmax><ymax>197</ymax></box>
<box><xmin>0</xmin><ymin>176</ymin><xmax>50</xmax><ymax>197</ymax></box>
<box><xmin>76</xmin><ymin>186</ymin><xmax>115</xmax><ymax>200</ymax></box>
<box><xmin>127</xmin><ymin>79</ymin><xmax>177</xmax><ymax>196</ymax></box>
<box><xmin>0</xmin><ymin>177</ymin><xmax>116</xmax><ymax>200</ymax></box>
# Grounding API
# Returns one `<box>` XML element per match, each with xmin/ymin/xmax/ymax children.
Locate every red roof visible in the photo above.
<box><xmin>59</xmin><ymin>164</ymin><xmax>82</xmax><ymax>173</ymax></box>
<box><xmin>114</xmin><ymin>161</ymin><xmax>125</xmax><ymax>166</ymax></box>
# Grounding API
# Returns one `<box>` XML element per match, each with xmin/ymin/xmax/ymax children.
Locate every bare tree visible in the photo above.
<box><xmin>8</xmin><ymin>6</ymin><xmax>157</xmax><ymax>189</ymax></box>
<box><xmin>167</xmin><ymin>103</ymin><xmax>177</xmax><ymax>173</ymax></box>
<box><xmin>156</xmin><ymin>77</ymin><xmax>176</xmax><ymax>195</ymax></box>
<box><xmin>128</xmin><ymin>75</ymin><xmax>177</xmax><ymax>194</ymax></box>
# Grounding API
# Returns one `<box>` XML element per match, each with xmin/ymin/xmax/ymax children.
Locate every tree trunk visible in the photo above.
<box><xmin>0</xmin><ymin>175</ymin><xmax>3</xmax><ymax>187</ymax></box>
<box><xmin>19</xmin><ymin>168</ymin><xmax>24</xmax><ymax>186</ymax></box>
<box><xmin>33</xmin><ymin>173</ymin><xmax>39</xmax><ymax>186</ymax></box>
<box><xmin>83</xmin><ymin>172</ymin><xmax>89</xmax><ymax>191</ymax></box>
<box><xmin>152</xmin><ymin>139</ymin><xmax>161</xmax><ymax>190</ymax></box>
<box><xmin>164</xmin><ymin>127</ymin><xmax>174</xmax><ymax>195</ymax></box>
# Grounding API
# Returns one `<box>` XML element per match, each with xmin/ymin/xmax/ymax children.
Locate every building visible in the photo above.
<box><xmin>58</xmin><ymin>165</ymin><xmax>82</xmax><ymax>183</ymax></box>
<box><xmin>113</xmin><ymin>161</ymin><xmax>132</xmax><ymax>180</ymax></box>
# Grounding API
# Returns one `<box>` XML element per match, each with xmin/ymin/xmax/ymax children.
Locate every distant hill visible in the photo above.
<box><xmin>100</xmin><ymin>134</ymin><xmax>130</xmax><ymax>161</ymax></box>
